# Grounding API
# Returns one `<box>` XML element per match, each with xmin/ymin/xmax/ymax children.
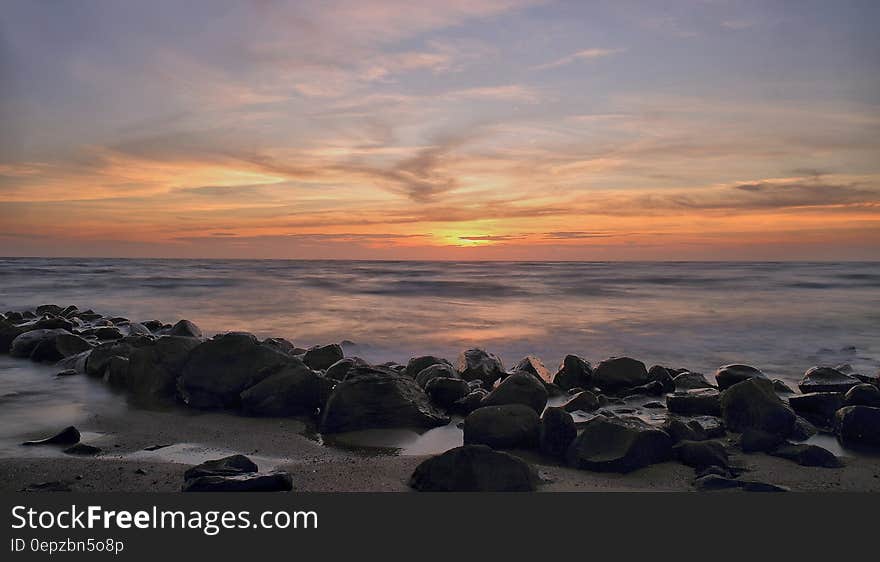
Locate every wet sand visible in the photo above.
<box><xmin>3</xmin><ymin>404</ymin><xmax>879</xmax><ymax>492</ymax></box>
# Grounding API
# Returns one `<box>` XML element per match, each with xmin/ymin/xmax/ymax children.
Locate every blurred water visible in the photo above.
<box><xmin>2</xmin><ymin>258</ymin><xmax>878</xmax><ymax>384</ymax></box>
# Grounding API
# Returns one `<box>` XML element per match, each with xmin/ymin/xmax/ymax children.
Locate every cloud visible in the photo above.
<box><xmin>532</xmin><ymin>48</ymin><xmax>623</xmax><ymax>70</ymax></box>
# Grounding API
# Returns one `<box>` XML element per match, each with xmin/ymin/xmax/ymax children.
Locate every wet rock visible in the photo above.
<box><xmin>647</xmin><ymin>365</ymin><xmax>676</xmax><ymax>393</ymax></box>
<box><xmin>844</xmin><ymin>384</ymin><xmax>880</xmax><ymax>408</ymax></box>
<box><xmin>450</xmin><ymin>389</ymin><xmax>488</xmax><ymax>416</ymax></box>
<box><xmin>661</xmin><ymin>417</ymin><xmax>708</xmax><ymax>443</ymax></box>
<box><xmin>553</xmin><ymin>354</ymin><xmax>592</xmax><ymax>391</ymax></box>
<box><xmin>673</xmin><ymin>371</ymin><xmax>715</xmax><ymax>391</ymax></box>
<box><xmin>566</xmin><ymin>416</ymin><xmax>672</xmax><ymax>473</ymax></box>
<box><xmin>667</xmin><ymin>389</ymin><xmax>721</xmax><ymax>416</ymax></box>
<box><xmin>178</xmin><ymin>332</ymin><xmax>291</xmax><ymax>409</ymax></box>
<box><xmin>85</xmin><ymin>336</ymin><xmax>154</xmax><ymax>377</ymax></box>
<box><xmin>561</xmin><ymin>390</ymin><xmax>600</xmax><ymax>413</ymax></box>
<box><xmin>694</xmin><ymin>474</ymin><xmax>743</xmax><ymax>491</ymax></box>
<box><xmin>22</xmin><ymin>426</ymin><xmax>80</xmax><ymax>446</ymax></box>
<box><xmin>184</xmin><ymin>454</ymin><xmax>259</xmax><ymax>480</ymax></box>
<box><xmin>168</xmin><ymin>319</ymin><xmax>202</xmax><ymax>339</ymax></box>
<box><xmin>28</xmin><ymin>332</ymin><xmax>92</xmax><ymax>363</ymax></box>
<box><xmin>791</xmin><ymin>416</ymin><xmax>818</xmax><ymax>441</ymax></box>
<box><xmin>673</xmin><ymin>440</ymin><xmax>729</xmax><ymax>469</ymax></box>
<box><xmin>10</xmin><ymin>329</ymin><xmax>75</xmax><ymax>360</ymax></box>
<box><xmin>324</xmin><ymin>357</ymin><xmax>369</xmax><ymax>381</ymax></box>
<box><xmin>0</xmin><ymin>318</ymin><xmax>28</xmax><ymax>353</ymax></box>
<box><xmin>425</xmin><ymin>377</ymin><xmax>471</xmax><ymax>409</ymax></box>
<box><xmin>55</xmin><ymin>368</ymin><xmax>78</xmax><ymax>377</ymax></box>
<box><xmin>63</xmin><ymin>443</ymin><xmax>101</xmax><ymax>456</ymax></box>
<box><xmin>414</xmin><ymin>363</ymin><xmax>460</xmax><ymax>389</ymax></box>
<box><xmin>240</xmin><ymin>362</ymin><xmax>334</xmax><ymax>417</ymax></box>
<box><xmin>405</xmin><ymin>355</ymin><xmax>452</xmax><ymax>378</ymax></box>
<box><xmin>740</xmin><ymin>429</ymin><xmax>785</xmax><ymax>453</ymax></box>
<box><xmin>513</xmin><ymin>355</ymin><xmax>553</xmax><ymax>384</ymax></box>
<box><xmin>715</xmin><ymin>364</ymin><xmax>768</xmax><ymax>391</ymax></box>
<box><xmin>260</xmin><ymin>337</ymin><xmax>298</xmax><ymax>356</ymax></box>
<box><xmin>480</xmin><ymin>372</ymin><xmax>548</xmax><ymax>414</ymax></box>
<box><xmin>183</xmin><ymin>472</ymin><xmax>293</xmax><ymax>492</ymax></box>
<box><xmin>788</xmin><ymin>392</ymin><xmax>844</xmax><ymax>426</ymax></box>
<box><xmin>92</xmin><ymin>326</ymin><xmax>124</xmax><ymax>340</ymax></box>
<box><xmin>770</xmin><ymin>443</ymin><xmax>841</xmax><ymax>468</ymax></box>
<box><xmin>539</xmin><ymin>407</ymin><xmax>577</xmax><ymax>458</ymax></box>
<box><xmin>798</xmin><ymin>366</ymin><xmax>860</xmax><ymax>394</ymax></box>
<box><xmin>320</xmin><ymin>366</ymin><xmax>449</xmax><ymax>433</ymax></box>
<box><xmin>592</xmin><ymin>357</ymin><xmax>649</xmax><ymax>392</ymax></box>
<box><xmin>55</xmin><ymin>350</ymin><xmax>91</xmax><ymax>374</ymax></box>
<box><xmin>620</xmin><ymin>380</ymin><xmax>666</xmax><ymax>397</ymax></box>
<box><xmin>36</xmin><ymin>304</ymin><xmax>63</xmax><ymax>316</ymax></box>
<box><xmin>141</xmin><ymin>320</ymin><xmax>164</xmax><ymax>332</ymax></box>
<box><xmin>103</xmin><ymin>356</ymin><xmax>130</xmax><ymax>387</ymax></box>
<box><xmin>688</xmin><ymin>416</ymin><xmax>726</xmax><ymax>438</ymax></box>
<box><xmin>463</xmin><ymin>405</ymin><xmax>540</xmax><ymax>449</ymax></box>
<box><xmin>125</xmin><ymin>322</ymin><xmax>152</xmax><ymax>337</ymax></box>
<box><xmin>303</xmin><ymin>343</ymin><xmax>344</xmax><ymax>371</ymax></box>
<box><xmin>126</xmin><ymin>336</ymin><xmax>202</xmax><ymax>400</ymax></box>
<box><xmin>835</xmin><ymin>406</ymin><xmax>880</xmax><ymax>449</ymax></box>
<box><xmin>720</xmin><ymin>377</ymin><xmax>795</xmax><ymax>437</ymax></box>
<box><xmin>772</xmin><ymin>379</ymin><xmax>796</xmax><ymax>394</ymax></box>
<box><xmin>409</xmin><ymin>445</ymin><xmax>538</xmax><ymax>492</ymax></box>
<box><xmin>21</xmin><ymin>481</ymin><xmax>72</xmax><ymax>492</ymax></box>
<box><xmin>456</xmin><ymin>348</ymin><xmax>505</xmax><ymax>388</ymax></box>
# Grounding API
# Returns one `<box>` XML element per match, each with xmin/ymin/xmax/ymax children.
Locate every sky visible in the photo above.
<box><xmin>1</xmin><ymin>0</ymin><xmax>879</xmax><ymax>260</ymax></box>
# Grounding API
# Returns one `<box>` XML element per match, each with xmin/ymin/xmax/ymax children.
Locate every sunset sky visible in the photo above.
<box><xmin>1</xmin><ymin>0</ymin><xmax>878</xmax><ymax>260</ymax></box>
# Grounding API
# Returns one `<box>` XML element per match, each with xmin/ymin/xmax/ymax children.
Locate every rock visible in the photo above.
<box><xmin>667</xmin><ymin>389</ymin><xmax>721</xmax><ymax>416</ymax></box>
<box><xmin>92</xmin><ymin>326</ymin><xmax>124</xmax><ymax>340</ymax></box>
<box><xmin>450</xmin><ymin>389</ymin><xmax>488</xmax><ymax>416</ymax></box>
<box><xmin>513</xmin><ymin>355</ymin><xmax>552</xmax><ymax>384</ymax></box>
<box><xmin>169</xmin><ymin>319</ymin><xmax>202</xmax><ymax>338</ymax></box>
<box><xmin>772</xmin><ymin>379</ymin><xmax>796</xmax><ymax>394</ymax></box>
<box><xmin>620</xmin><ymin>381</ymin><xmax>665</xmax><ymax>397</ymax></box>
<box><xmin>36</xmin><ymin>304</ymin><xmax>63</xmax><ymax>315</ymax></box>
<box><xmin>694</xmin><ymin>474</ymin><xmax>742</xmax><ymax>491</ymax></box>
<box><xmin>790</xmin><ymin>416</ymin><xmax>818</xmax><ymax>441</ymax></box>
<box><xmin>553</xmin><ymin>354</ymin><xmax>592</xmax><ymax>390</ymax></box>
<box><xmin>183</xmin><ymin>472</ymin><xmax>293</xmax><ymax>492</ymax></box>
<box><xmin>835</xmin><ymin>406</ymin><xmax>880</xmax><ymax>449</ymax></box>
<box><xmin>425</xmin><ymin>377</ymin><xmax>471</xmax><ymax>409</ymax></box>
<box><xmin>184</xmin><ymin>454</ymin><xmax>258</xmax><ymax>480</ymax></box>
<box><xmin>10</xmin><ymin>329</ymin><xmax>69</xmax><ymax>359</ymax></box>
<box><xmin>405</xmin><ymin>355</ymin><xmax>452</xmax><ymax>378</ymax></box>
<box><xmin>320</xmin><ymin>366</ymin><xmax>449</xmax><ymax>433</ymax></box>
<box><xmin>21</xmin><ymin>481</ymin><xmax>73</xmax><ymax>492</ymax></box>
<box><xmin>456</xmin><ymin>348</ymin><xmax>505</xmax><ymax>388</ymax></box>
<box><xmin>414</xmin><ymin>363</ymin><xmax>460</xmax><ymax>389</ymax></box>
<box><xmin>561</xmin><ymin>390</ymin><xmax>600</xmax><ymax>413</ymax></box>
<box><xmin>673</xmin><ymin>371</ymin><xmax>715</xmax><ymax>391</ymax></box>
<box><xmin>566</xmin><ymin>416</ymin><xmax>672</xmax><ymax>473</ymax></box>
<box><xmin>647</xmin><ymin>365</ymin><xmax>676</xmax><ymax>393</ymax></box>
<box><xmin>260</xmin><ymin>337</ymin><xmax>298</xmax><ymax>356</ymax></box>
<box><xmin>22</xmin><ymin>426</ymin><xmax>80</xmax><ymax>446</ymax></box>
<box><xmin>673</xmin><ymin>440</ymin><xmax>729</xmax><ymax>469</ymax></box>
<box><xmin>740</xmin><ymin>429</ymin><xmax>785</xmax><ymax>453</ymax></box>
<box><xmin>85</xmin><ymin>336</ymin><xmax>153</xmax><ymax>377</ymax></box>
<box><xmin>141</xmin><ymin>320</ymin><xmax>164</xmax><ymax>332</ymax></box>
<box><xmin>644</xmin><ymin>401</ymin><xmax>665</xmax><ymax>409</ymax></box>
<box><xmin>661</xmin><ymin>417</ymin><xmax>708</xmax><ymax>443</ymax></box>
<box><xmin>324</xmin><ymin>357</ymin><xmax>368</xmax><ymax>381</ymax></box>
<box><xmin>178</xmin><ymin>332</ymin><xmax>291</xmax><ymax>409</ymax></box>
<box><xmin>770</xmin><ymin>443</ymin><xmax>841</xmax><ymax>468</ymax></box>
<box><xmin>844</xmin><ymin>384</ymin><xmax>880</xmax><ymax>408</ymax></box>
<box><xmin>715</xmin><ymin>364</ymin><xmax>768</xmax><ymax>390</ymax></box>
<box><xmin>103</xmin><ymin>356</ymin><xmax>130</xmax><ymax>387</ymax></box>
<box><xmin>798</xmin><ymin>366</ymin><xmax>860</xmax><ymax>394</ymax></box>
<box><xmin>63</xmin><ymin>443</ymin><xmax>101</xmax><ymax>456</ymax></box>
<box><xmin>592</xmin><ymin>357</ymin><xmax>649</xmax><ymax>392</ymax></box>
<box><xmin>55</xmin><ymin>369</ymin><xmax>78</xmax><ymax>377</ymax></box>
<box><xmin>409</xmin><ymin>445</ymin><xmax>538</xmax><ymax>492</ymax></box>
<box><xmin>539</xmin><ymin>407</ymin><xmax>577</xmax><ymax>458</ymax></box>
<box><xmin>125</xmin><ymin>322</ymin><xmax>152</xmax><ymax>336</ymax></box>
<box><xmin>720</xmin><ymin>377</ymin><xmax>795</xmax><ymax>437</ymax></box>
<box><xmin>463</xmin><ymin>405</ymin><xmax>540</xmax><ymax>449</ymax></box>
<box><xmin>0</xmin><ymin>317</ymin><xmax>27</xmax><ymax>352</ymax></box>
<box><xmin>480</xmin><ymin>372</ymin><xmax>548</xmax><ymax>413</ymax></box>
<box><xmin>240</xmin><ymin>363</ymin><xmax>334</xmax><ymax>417</ymax></box>
<box><xmin>126</xmin><ymin>336</ymin><xmax>202</xmax><ymax>400</ymax></box>
<box><xmin>788</xmin><ymin>392</ymin><xmax>844</xmax><ymax>426</ymax></box>
<box><xmin>55</xmin><ymin>350</ymin><xmax>91</xmax><ymax>374</ymax></box>
<box><xmin>688</xmin><ymin>416</ymin><xmax>726</xmax><ymax>438</ymax></box>
<box><xmin>302</xmin><ymin>343</ymin><xmax>344</xmax><ymax>371</ymax></box>
<box><xmin>30</xmin><ymin>332</ymin><xmax>92</xmax><ymax>362</ymax></box>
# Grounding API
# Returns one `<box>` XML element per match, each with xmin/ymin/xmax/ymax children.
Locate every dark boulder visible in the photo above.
<box><xmin>798</xmin><ymin>366</ymin><xmax>860</xmax><ymax>394</ymax></box>
<box><xmin>450</xmin><ymin>389</ymin><xmax>489</xmax><ymax>416</ymax></box>
<box><xmin>667</xmin><ymin>389</ymin><xmax>721</xmax><ymax>416</ymax></box>
<box><xmin>103</xmin><ymin>356</ymin><xmax>130</xmax><ymax>387</ymax></box>
<box><xmin>647</xmin><ymin>365</ymin><xmax>676</xmax><ymax>393</ymax></box>
<box><xmin>0</xmin><ymin>317</ymin><xmax>27</xmax><ymax>352</ymax></box>
<box><xmin>513</xmin><ymin>355</ymin><xmax>552</xmax><ymax>384</ymax></box>
<box><xmin>240</xmin><ymin>363</ymin><xmax>334</xmax><ymax>417</ymax></box>
<box><xmin>463</xmin><ymin>405</ymin><xmax>540</xmax><ymax>449</ymax></box>
<box><xmin>30</xmin><ymin>332</ymin><xmax>92</xmax><ymax>362</ymax></box>
<box><xmin>673</xmin><ymin>440</ymin><xmax>729</xmax><ymax>469</ymax></box>
<box><xmin>740</xmin><ymin>429</ymin><xmax>785</xmax><ymax>453</ymax></box>
<box><xmin>178</xmin><ymin>332</ymin><xmax>291</xmax><ymax>409</ymax></box>
<box><xmin>425</xmin><ymin>377</ymin><xmax>471</xmax><ymax>409</ymax></box>
<box><xmin>835</xmin><ymin>406</ymin><xmax>880</xmax><ymax>449</ymax></box>
<box><xmin>10</xmin><ymin>329</ymin><xmax>72</xmax><ymax>359</ymax></box>
<box><xmin>55</xmin><ymin>350</ymin><xmax>91</xmax><ymax>374</ymax></box>
<box><xmin>184</xmin><ymin>454</ymin><xmax>258</xmax><ymax>480</ymax></box>
<box><xmin>620</xmin><ymin>380</ymin><xmax>666</xmax><ymax>397</ymax></box>
<box><xmin>673</xmin><ymin>371</ymin><xmax>715</xmax><ymax>391</ymax></box>
<box><xmin>844</xmin><ymin>384</ymin><xmax>880</xmax><ymax>408</ymax></box>
<box><xmin>260</xmin><ymin>337</ymin><xmax>298</xmax><ymax>356</ymax></box>
<box><xmin>168</xmin><ymin>319</ymin><xmax>202</xmax><ymax>338</ymax></box>
<box><xmin>788</xmin><ymin>392</ymin><xmax>844</xmax><ymax>426</ymax></box>
<box><xmin>414</xmin><ymin>363</ymin><xmax>460</xmax><ymax>389</ymax></box>
<box><xmin>561</xmin><ymin>390</ymin><xmax>600</xmax><ymax>413</ymax></box>
<box><xmin>770</xmin><ymin>443</ymin><xmax>841</xmax><ymax>468</ymax></box>
<box><xmin>456</xmin><ymin>348</ymin><xmax>504</xmax><ymax>388</ymax></box>
<box><xmin>35</xmin><ymin>304</ymin><xmax>63</xmax><ymax>315</ymax></box>
<box><xmin>125</xmin><ymin>322</ymin><xmax>152</xmax><ymax>337</ymax></box>
<box><xmin>720</xmin><ymin>377</ymin><xmax>795</xmax><ymax>437</ymax></box>
<box><xmin>772</xmin><ymin>379</ymin><xmax>796</xmax><ymax>394</ymax></box>
<box><xmin>715</xmin><ymin>364</ymin><xmax>768</xmax><ymax>391</ymax></box>
<box><xmin>480</xmin><ymin>372</ymin><xmax>548</xmax><ymax>413</ymax></box>
<box><xmin>566</xmin><ymin>416</ymin><xmax>672</xmax><ymax>473</ymax></box>
<box><xmin>126</xmin><ymin>336</ymin><xmax>201</xmax><ymax>400</ymax></box>
<box><xmin>63</xmin><ymin>443</ymin><xmax>101</xmax><ymax>456</ymax></box>
<box><xmin>592</xmin><ymin>357</ymin><xmax>649</xmax><ymax>392</ymax></box>
<box><xmin>539</xmin><ymin>407</ymin><xmax>577</xmax><ymax>458</ymax></box>
<box><xmin>324</xmin><ymin>357</ymin><xmax>369</xmax><ymax>381</ymax></box>
<box><xmin>85</xmin><ymin>336</ymin><xmax>154</xmax><ymax>377</ymax></box>
<box><xmin>409</xmin><ymin>445</ymin><xmax>538</xmax><ymax>492</ymax></box>
<box><xmin>92</xmin><ymin>326</ymin><xmax>124</xmax><ymax>341</ymax></box>
<box><xmin>320</xmin><ymin>367</ymin><xmax>449</xmax><ymax>433</ymax></box>
<box><xmin>405</xmin><ymin>355</ymin><xmax>452</xmax><ymax>378</ymax></box>
<box><xmin>553</xmin><ymin>354</ymin><xmax>592</xmax><ymax>390</ymax></box>
<box><xmin>791</xmin><ymin>416</ymin><xmax>818</xmax><ymax>441</ymax></box>
<box><xmin>303</xmin><ymin>344</ymin><xmax>344</xmax><ymax>371</ymax></box>
<box><xmin>183</xmin><ymin>472</ymin><xmax>293</xmax><ymax>492</ymax></box>
<box><xmin>661</xmin><ymin>417</ymin><xmax>708</xmax><ymax>443</ymax></box>
<box><xmin>22</xmin><ymin>426</ymin><xmax>80</xmax><ymax>446</ymax></box>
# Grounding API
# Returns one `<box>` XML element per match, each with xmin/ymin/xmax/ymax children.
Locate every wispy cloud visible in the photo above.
<box><xmin>532</xmin><ymin>48</ymin><xmax>623</xmax><ymax>70</ymax></box>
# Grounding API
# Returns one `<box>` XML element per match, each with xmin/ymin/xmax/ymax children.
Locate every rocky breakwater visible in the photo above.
<box><xmin>3</xmin><ymin>304</ymin><xmax>880</xmax><ymax>492</ymax></box>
